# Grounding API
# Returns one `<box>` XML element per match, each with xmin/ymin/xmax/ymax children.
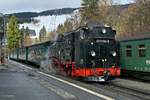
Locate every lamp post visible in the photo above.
<box><xmin>0</xmin><ymin>13</ymin><xmax>3</xmax><ymax>64</ymax></box>
<box><xmin>0</xmin><ymin>13</ymin><xmax>5</xmax><ymax>64</ymax></box>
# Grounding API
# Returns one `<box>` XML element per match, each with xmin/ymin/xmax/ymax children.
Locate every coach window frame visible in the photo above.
<box><xmin>126</xmin><ymin>45</ymin><xmax>132</xmax><ymax>57</ymax></box>
<box><xmin>138</xmin><ymin>44</ymin><xmax>146</xmax><ymax>57</ymax></box>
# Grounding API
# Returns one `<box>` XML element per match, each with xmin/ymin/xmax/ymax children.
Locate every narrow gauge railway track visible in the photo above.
<box><xmin>121</xmin><ymin>75</ymin><xmax>150</xmax><ymax>84</ymax></box>
<box><xmin>93</xmin><ymin>82</ymin><xmax>150</xmax><ymax>100</ymax></box>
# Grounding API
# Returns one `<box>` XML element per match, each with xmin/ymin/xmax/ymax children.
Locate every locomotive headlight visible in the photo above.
<box><xmin>91</xmin><ymin>42</ymin><xmax>94</xmax><ymax>45</ymax></box>
<box><xmin>112</xmin><ymin>51</ymin><xmax>117</xmax><ymax>57</ymax></box>
<box><xmin>91</xmin><ymin>51</ymin><xmax>96</xmax><ymax>57</ymax></box>
<box><xmin>102</xmin><ymin>28</ymin><xmax>106</xmax><ymax>34</ymax></box>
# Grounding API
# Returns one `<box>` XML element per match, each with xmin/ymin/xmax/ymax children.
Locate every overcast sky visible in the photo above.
<box><xmin>0</xmin><ymin>0</ymin><xmax>133</xmax><ymax>14</ymax></box>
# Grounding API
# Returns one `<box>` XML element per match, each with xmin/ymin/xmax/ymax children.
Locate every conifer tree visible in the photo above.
<box><xmin>39</xmin><ymin>26</ymin><xmax>47</xmax><ymax>41</ymax></box>
<box><xmin>80</xmin><ymin>0</ymin><xmax>99</xmax><ymax>24</ymax></box>
<box><xmin>7</xmin><ymin>15</ymin><xmax>20</xmax><ymax>49</ymax></box>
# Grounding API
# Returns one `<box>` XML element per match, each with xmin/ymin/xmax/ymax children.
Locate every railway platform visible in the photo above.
<box><xmin>0</xmin><ymin>60</ymin><xmax>150</xmax><ymax>100</ymax></box>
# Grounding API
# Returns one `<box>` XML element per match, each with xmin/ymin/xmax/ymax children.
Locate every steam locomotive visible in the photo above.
<box><xmin>50</xmin><ymin>25</ymin><xmax>120</xmax><ymax>82</ymax></box>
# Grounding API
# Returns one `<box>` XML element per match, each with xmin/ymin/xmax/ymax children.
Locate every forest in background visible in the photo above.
<box><xmin>57</xmin><ymin>0</ymin><xmax>150</xmax><ymax>39</ymax></box>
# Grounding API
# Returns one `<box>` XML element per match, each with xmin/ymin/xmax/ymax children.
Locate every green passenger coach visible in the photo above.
<box><xmin>10</xmin><ymin>41</ymin><xmax>52</xmax><ymax>68</ymax></box>
<box><xmin>119</xmin><ymin>33</ymin><xmax>150</xmax><ymax>77</ymax></box>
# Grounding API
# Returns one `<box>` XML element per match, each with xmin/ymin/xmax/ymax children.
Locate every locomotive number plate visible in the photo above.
<box><xmin>96</xmin><ymin>40</ymin><xmax>109</xmax><ymax>43</ymax></box>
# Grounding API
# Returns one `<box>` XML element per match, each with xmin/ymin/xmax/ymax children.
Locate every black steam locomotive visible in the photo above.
<box><xmin>50</xmin><ymin>25</ymin><xmax>120</xmax><ymax>82</ymax></box>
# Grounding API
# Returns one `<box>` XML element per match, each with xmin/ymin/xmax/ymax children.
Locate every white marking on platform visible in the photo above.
<box><xmin>39</xmin><ymin>79</ymin><xmax>77</xmax><ymax>100</ymax></box>
<box><xmin>10</xmin><ymin>60</ymin><xmax>32</xmax><ymax>70</ymax></box>
<box><xmin>39</xmin><ymin>72</ymin><xmax>114</xmax><ymax>100</ymax></box>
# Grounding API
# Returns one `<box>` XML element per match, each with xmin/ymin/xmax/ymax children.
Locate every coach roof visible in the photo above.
<box><xmin>119</xmin><ymin>32</ymin><xmax>150</xmax><ymax>42</ymax></box>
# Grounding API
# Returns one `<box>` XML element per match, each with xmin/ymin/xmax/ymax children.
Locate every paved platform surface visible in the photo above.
<box><xmin>0</xmin><ymin>60</ymin><xmax>149</xmax><ymax>100</ymax></box>
<box><xmin>0</xmin><ymin>67</ymin><xmax>64</xmax><ymax>100</ymax></box>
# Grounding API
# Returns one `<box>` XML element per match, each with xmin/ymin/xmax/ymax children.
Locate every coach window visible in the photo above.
<box><xmin>126</xmin><ymin>45</ymin><xmax>132</xmax><ymax>57</ymax></box>
<box><xmin>139</xmin><ymin>44</ymin><xmax>146</xmax><ymax>57</ymax></box>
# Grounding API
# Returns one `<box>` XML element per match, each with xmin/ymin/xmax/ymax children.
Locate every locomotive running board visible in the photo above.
<box><xmin>83</xmin><ymin>76</ymin><xmax>106</xmax><ymax>82</ymax></box>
